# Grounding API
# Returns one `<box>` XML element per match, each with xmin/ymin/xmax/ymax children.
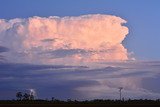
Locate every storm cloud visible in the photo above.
<box><xmin>0</xmin><ymin>14</ymin><xmax>129</xmax><ymax>64</ymax></box>
<box><xmin>0</xmin><ymin>61</ymin><xmax>160</xmax><ymax>100</ymax></box>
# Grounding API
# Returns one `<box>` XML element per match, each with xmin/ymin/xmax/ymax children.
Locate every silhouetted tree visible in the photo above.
<box><xmin>23</xmin><ymin>93</ymin><xmax>30</xmax><ymax>100</ymax></box>
<box><xmin>67</xmin><ymin>99</ymin><xmax>71</xmax><ymax>102</ymax></box>
<box><xmin>16</xmin><ymin>92</ymin><xmax>23</xmax><ymax>100</ymax></box>
<box><xmin>29</xmin><ymin>94</ymin><xmax>34</xmax><ymax>100</ymax></box>
<box><xmin>51</xmin><ymin>97</ymin><xmax>55</xmax><ymax>101</ymax></box>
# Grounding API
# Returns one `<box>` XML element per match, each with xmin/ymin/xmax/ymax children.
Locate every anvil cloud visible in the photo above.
<box><xmin>0</xmin><ymin>14</ymin><xmax>129</xmax><ymax>64</ymax></box>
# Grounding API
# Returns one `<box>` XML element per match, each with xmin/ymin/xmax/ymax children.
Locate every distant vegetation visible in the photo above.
<box><xmin>16</xmin><ymin>91</ymin><xmax>34</xmax><ymax>100</ymax></box>
<box><xmin>0</xmin><ymin>92</ymin><xmax>160</xmax><ymax>106</ymax></box>
<box><xmin>1</xmin><ymin>99</ymin><xmax>160</xmax><ymax>104</ymax></box>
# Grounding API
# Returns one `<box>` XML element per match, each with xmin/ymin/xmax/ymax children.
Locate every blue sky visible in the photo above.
<box><xmin>0</xmin><ymin>0</ymin><xmax>160</xmax><ymax>100</ymax></box>
<box><xmin>0</xmin><ymin>0</ymin><xmax>160</xmax><ymax>60</ymax></box>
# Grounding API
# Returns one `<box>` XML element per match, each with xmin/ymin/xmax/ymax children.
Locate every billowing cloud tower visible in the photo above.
<box><xmin>0</xmin><ymin>14</ymin><xmax>129</xmax><ymax>64</ymax></box>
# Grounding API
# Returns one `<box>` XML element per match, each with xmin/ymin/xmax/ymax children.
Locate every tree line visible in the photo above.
<box><xmin>16</xmin><ymin>92</ymin><xmax>34</xmax><ymax>100</ymax></box>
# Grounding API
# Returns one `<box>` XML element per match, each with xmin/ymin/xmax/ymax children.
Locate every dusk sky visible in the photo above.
<box><xmin>0</xmin><ymin>0</ymin><xmax>160</xmax><ymax>100</ymax></box>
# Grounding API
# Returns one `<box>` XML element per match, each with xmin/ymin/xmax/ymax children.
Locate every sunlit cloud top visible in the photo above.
<box><xmin>0</xmin><ymin>14</ymin><xmax>130</xmax><ymax>64</ymax></box>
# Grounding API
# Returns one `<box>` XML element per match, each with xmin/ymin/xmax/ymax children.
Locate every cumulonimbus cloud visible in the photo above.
<box><xmin>0</xmin><ymin>14</ymin><xmax>129</xmax><ymax>64</ymax></box>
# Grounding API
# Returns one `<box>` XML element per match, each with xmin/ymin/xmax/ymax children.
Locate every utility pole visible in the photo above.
<box><xmin>118</xmin><ymin>87</ymin><xmax>123</xmax><ymax>100</ymax></box>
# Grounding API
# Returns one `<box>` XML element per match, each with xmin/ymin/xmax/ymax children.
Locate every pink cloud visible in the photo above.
<box><xmin>0</xmin><ymin>14</ymin><xmax>130</xmax><ymax>64</ymax></box>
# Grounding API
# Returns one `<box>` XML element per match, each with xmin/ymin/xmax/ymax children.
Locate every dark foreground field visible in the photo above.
<box><xmin>1</xmin><ymin>100</ymin><xmax>160</xmax><ymax>107</ymax></box>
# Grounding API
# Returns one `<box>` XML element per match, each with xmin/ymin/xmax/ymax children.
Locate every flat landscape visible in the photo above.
<box><xmin>1</xmin><ymin>100</ymin><xmax>160</xmax><ymax>107</ymax></box>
